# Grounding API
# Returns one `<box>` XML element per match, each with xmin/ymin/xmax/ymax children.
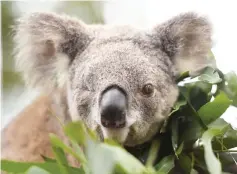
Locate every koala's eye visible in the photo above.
<box><xmin>141</xmin><ymin>84</ymin><xmax>154</xmax><ymax>97</ymax></box>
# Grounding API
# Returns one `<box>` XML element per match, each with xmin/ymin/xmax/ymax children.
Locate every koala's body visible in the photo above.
<box><xmin>2</xmin><ymin>12</ymin><xmax>212</xmax><ymax>164</ymax></box>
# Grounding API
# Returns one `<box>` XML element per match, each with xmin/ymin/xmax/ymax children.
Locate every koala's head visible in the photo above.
<box><xmin>14</xmin><ymin>12</ymin><xmax>212</xmax><ymax>146</ymax></box>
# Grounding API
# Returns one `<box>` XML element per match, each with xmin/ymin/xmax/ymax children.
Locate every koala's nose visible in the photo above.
<box><xmin>100</xmin><ymin>87</ymin><xmax>127</xmax><ymax>128</ymax></box>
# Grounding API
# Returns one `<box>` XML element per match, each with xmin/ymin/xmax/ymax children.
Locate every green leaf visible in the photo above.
<box><xmin>177</xmin><ymin>154</ymin><xmax>192</xmax><ymax>174</ymax></box>
<box><xmin>201</xmin><ymin>123</ymin><xmax>230</xmax><ymax>174</ymax></box>
<box><xmin>1</xmin><ymin>160</ymin><xmax>85</xmax><ymax>174</ymax></box>
<box><xmin>176</xmin><ymin>71</ymin><xmax>190</xmax><ymax>82</ymax></box>
<box><xmin>51</xmin><ymin>146</ymin><xmax>69</xmax><ymax>174</ymax></box>
<box><xmin>155</xmin><ymin>155</ymin><xmax>175</xmax><ymax>173</ymax></box>
<box><xmin>198</xmin><ymin>67</ymin><xmax>222</xmax><ymax>84</ymax></box>
<box><xmin>222</xmin><ymin>71</ymin><xmax>237</xmax><ymax>107</ymax></box>
<box><xmin>41</xmin><ymin>155</ymin><xmax>57</xmax><ymax>163</ymax></box>
<box><xmin>49</xmin><ymin>134</ymin><xmax>86</xmax><ymax>164</ymax></box>
<box><xmin>169</xmin><ymin>100</ymin><xmax>187</xmax><ymax>116</ymax></box>
<box><xmin>176</xmin><ymin>142</ymin><xmax>184</xmax><ymax>156</ymax></box>
<box><xmin>198</xmin><ymin>91</ymin><xmax>232</xmax><ymax>125</ymax></box>
<box><xmin>86</xmin><ymin>141</ymin><xmax>146</xmax><ymax>174</ymax></box>
<box><xmin>64</xmin><ymin>122</ymin><xmax>87</xmax><ymax>145</ymax></box>
<box><xmin>188</xmin><ymin>82</ymin><xmax>212</xmax><ymax>110</ymax></box>
<box><xmin>146</xmin><ymin>139</ymin><xmax>160</xmax><ymax>167</ymax></box>
<box><xmin>171</xmin><ymin>116</ymin><xmax>179</xmax><ymax>156</ymax></box>
<box><xmin>102</xmin><ymin>144</ymin><xmax>146</xmax><ymax>174</ymax></box>
<box><xmin>211</xmin><ymin>119</ymin><xmax>237</xmax><ymax>150</ymax></box>
<box><xmin>25</xmin><ymin>166</ymin><xmax>50</xmax><ymax>174</ymax></box>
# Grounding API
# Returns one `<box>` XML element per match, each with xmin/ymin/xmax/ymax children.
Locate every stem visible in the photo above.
<box><xmin>214</xmin><ymin>150</ymin><xmax>237</xmax><ymax>153</ymax></box>
<box><xmin>146</xmin><ymin>139</ymin><xmax>160</xmax><ymax>168</ymax></box>
<box><xmin>48</xmin><ymin>109</ymin><xmax>64</xmax><ymax>127</ymax></box>
<box><xmin>216</xmin><ymin>139</ymin><xmax>237</xmax><ymax>165</ymax></box>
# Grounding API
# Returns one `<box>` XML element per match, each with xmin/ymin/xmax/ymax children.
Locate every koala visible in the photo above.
<box><xmin>2</xmin><ymin>12</ymin><xmax>212</xmax><ymax>164</ymax></box>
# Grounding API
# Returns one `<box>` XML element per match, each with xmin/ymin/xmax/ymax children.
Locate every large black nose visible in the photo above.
<box><xmin>100</xmin><ymin>87</ymin><xmax>127</xmax><ymax>128</ymax></box>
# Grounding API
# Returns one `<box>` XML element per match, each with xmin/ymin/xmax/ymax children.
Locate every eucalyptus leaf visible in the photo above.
<box><xmin>25</xmin><ymin>166</ymin><xmax>50</xmax><ymax>174</ymax></box>
<box><xmin>41</xmin><ymin>155</ymin><xmax>57</xmax><ymax>163</ymax></box>
<box><xmin>1</xmin><ymin>160</ymin><xmax>85</xmax><ymax>174</ymax></box>
<box><xmin>49</xmin><ymin>134</ymin><xmax>86</xmax><ymax>164</ymax></box>
<box><xmin>177</xmin><ymin>154</ymin><xmax>192</xmax><ymax>174</ymax></box>
<box><xmin>155</xmin><ymin>155</ymin><xmax>175</xmax><ymax>173</ymax></box>
<box><xmin>169</xmin><ymin>100</ymin><xmax>187</xmax><ymax>116</ymax></box>
<box><xmin>86</xmin><ymin>141</ymin><xmax>146</xmax><ymax>174</ymax></box>
<box><xmin>201</xmin><ymin>123</ymin><xmax>230</xmax><ymax>174</ymax></box>
<box><xmin>171</xmin><ymin>115</ymin><xmax>179</xmax><ymax>156</ymax></box>
<box><xmin>64</xmin><ymin>122</ymin><xmax>87</xmax><ymax>145</ymax></box>
<box><xmin>198</xmin><ymin>91</ymin><xmax>232</xmax><ymax>125</ymax></box>
<box><xmin>176</xmin><ymin>71</ymin><xmax>190</xmax><ymax>82</ymax></box>
<box><xmin>51</xmin><ymin>146</ymin><xmax>69</xmax><ymax>174</ymax></box>
<box><xmin>222</xmin><ymin>71</ymin><xmax>237</xmax><ymax>107</ymax></box>
<box><xmin>198</xmin><ymin>67</ymin><xmax>222</xmax><ymax>84</ymax></box>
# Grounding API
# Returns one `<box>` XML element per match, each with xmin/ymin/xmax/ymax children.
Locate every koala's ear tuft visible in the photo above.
<box><xmin>150</xmin><ymin>12</ymin><xmax>212</xmax><ymax>74</ymax></box>
<box><xmin>13</xmin><ymin>12</ymin><xmax>92</xmax><ymax>92</ymax></box>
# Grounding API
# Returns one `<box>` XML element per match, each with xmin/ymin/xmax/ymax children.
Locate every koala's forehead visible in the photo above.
<box><xmin>71</xmin><ymin>40</ymin><xmax>160</xmax><ymax>90</ymax></box>
<box><xmin>69</xmin><ymin>26</ymin><xmax>173</xmax><ymax>91</ymax></box>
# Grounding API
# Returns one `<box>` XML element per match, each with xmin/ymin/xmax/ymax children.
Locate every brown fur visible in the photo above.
<box><xmin>1</xmin><ymin>95</ymin><xmax>78</xmax><ymax>167</ymax></box>
<box><xmin>1</xmin><ymin>95</ymin><xmax>58</xmax><ymax>161</ymax></box>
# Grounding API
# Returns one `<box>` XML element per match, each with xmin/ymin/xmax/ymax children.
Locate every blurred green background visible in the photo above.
<box><xmin>1</xmin><ymin>1</ymin><xmax>105</xmax><ymax>128</ymax></box>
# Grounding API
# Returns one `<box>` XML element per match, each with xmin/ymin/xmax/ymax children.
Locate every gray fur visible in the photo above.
<box><xmin>14</xmin><ymin>12</ymin><xmax>212</xmax><ymax>146</ymax></box>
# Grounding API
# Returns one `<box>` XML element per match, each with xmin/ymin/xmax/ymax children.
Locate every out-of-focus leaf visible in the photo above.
<box><xmin>177</xmin><ymin>154</ymin><xmax>192</xmax><ymax>174</ymax></box>
<box><xmin>198</xmin><ymin>67</ymin><xmax>222</xmax><ymax>84</ymax></box>
<box><xmin>86</xmin><ymin>141</ymin><xmax>146</xmax><ymax>174</ymax></box>
<box><xmin>176</xmin><ymin>71</ymin><xmax>190</xmax><ymax>82</ymax></box>
<box><xmin>104</xmin><ymin>138</ymin><xmax>122</xmax><ymax>147</ymax></box>
<box><xmin>155</xmin><ymin>155</ymin><xmax>175</xmax><ymax>173</ymax></box>
<box><xmin>1</xmin><ymin>160</ymin><xmax>85</xmax><ymax>174</ymax></box>
<box><xmin>201</xmin><ymin>122</ymin><xmax>230</xmax><ymax>174</ymax></box>
<box><xmin>198</xmin><ymin>91</ymin><xmax>232</xmax><ymax>125</ymax></box>
<box><xmin>25</xmin><ymin>166</ymin><xmax>50</xmax><ymax>174</ymax></box>
<box><xmin>51</xmin><ymin>146</ymin><xmax>69</xmax><ymax>174</ymax></box>
<box><xmin>49</xmin><ymin>134</ymin><xmax>86</xmax><ymax>164</ymax></box>
<box><xmin>70</xmin><ymin>140</ymin><xmax>89</xmax><ymax>174</ymax></box>
<box><xmin>190</xmin><ymin>169</ymin><xmax>199</xmax><ymax>174</ymax></box>
<box><xmin>41</xmin><ymin>155</ymin><xmax>57</xmax><ymax>163</ymax></box>
<box><xmin>64</xmin><ymin>122</ymin><xmax>87</xmax><ymax>145</ymax></box>
<box><xmin>90</xmin><ymin>143</ymin><xmax>146</xmax><ymax>174</ymax></box>
<box><xmin>86</xmin><ymin>140</ymin><xmax>115</xmax><ymax>174</ymax></box>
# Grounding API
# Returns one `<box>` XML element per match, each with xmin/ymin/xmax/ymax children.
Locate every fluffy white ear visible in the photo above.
<box><xmin>13</xmin><ymin>12</ymin><xmax>92</xmax><ymax>92</ymax></box>
<box><xmin>150</xmin><ymin>12</ymin><xmax>212</xmax><ymax>74</ymax></box>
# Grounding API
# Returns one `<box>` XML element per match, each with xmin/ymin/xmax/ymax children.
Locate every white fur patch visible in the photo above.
<box><xmin>101</xmin><ymin>127</ymin><xmax>130</xmax><ymax>143</ymax></box>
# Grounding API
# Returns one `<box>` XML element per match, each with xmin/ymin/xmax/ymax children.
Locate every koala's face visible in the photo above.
<box><xmin>14</xmin><ymin>12</ymin><xmax>212</xmax><ymax>146</ymax></box>
<box><xmin>68</xmin><ymin>36</ymin><xmax>178</xmax><ymax>145</ymax></box>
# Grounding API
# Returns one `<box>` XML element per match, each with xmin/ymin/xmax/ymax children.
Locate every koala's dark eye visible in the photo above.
<box><xmin>141</xmin><ymin>84</ymin><xmax>154</xmax><ymax>97</ymax></box>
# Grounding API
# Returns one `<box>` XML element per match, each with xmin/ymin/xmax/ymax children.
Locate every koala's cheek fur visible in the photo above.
<box><xmin>123</xmin><ymin>85</ymin><xmax>178</xmax><ymax>146</ymax></box>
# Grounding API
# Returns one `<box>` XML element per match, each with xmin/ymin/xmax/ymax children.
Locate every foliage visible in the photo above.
<box><xmin>1</xmin><ymin>64</ymin><xmax>237</xmax><ymax>174</ymax></box>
